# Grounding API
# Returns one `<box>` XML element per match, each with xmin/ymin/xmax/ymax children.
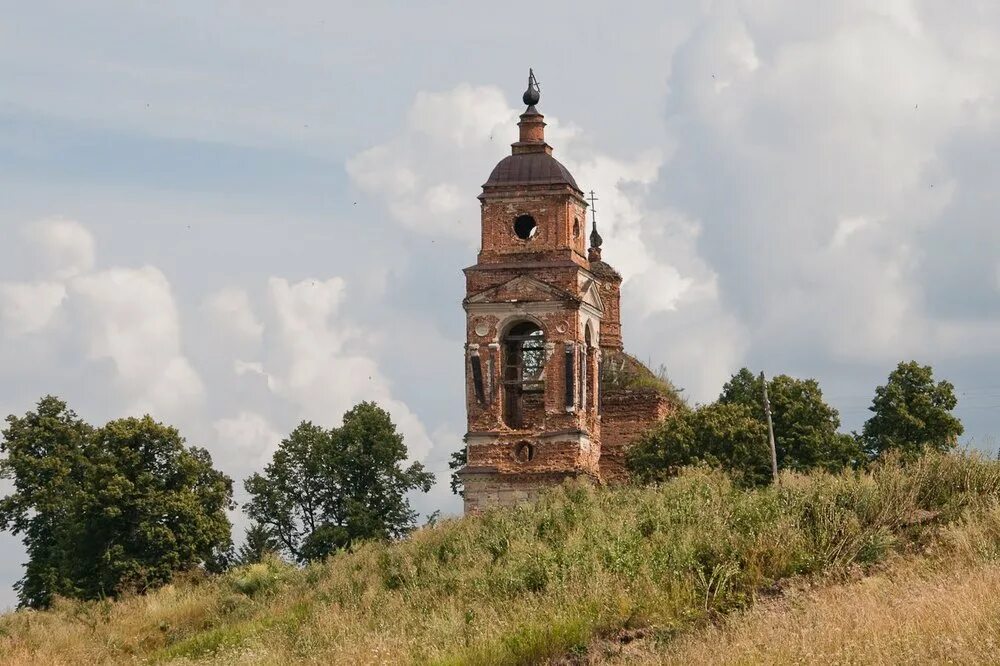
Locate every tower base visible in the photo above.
<box><xmin>459</xmin><ymin>468</ymin><xmax>595</xmax><ymax>514</ymax></box>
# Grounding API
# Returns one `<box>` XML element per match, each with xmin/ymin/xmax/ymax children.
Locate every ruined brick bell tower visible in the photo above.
<box><xmin>458</xmin><ymin>71</ymin><xmax>608</xmax><ymax>513</ymax></box>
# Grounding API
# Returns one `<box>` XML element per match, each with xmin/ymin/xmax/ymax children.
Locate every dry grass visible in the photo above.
<box><xmin>656</xmin><ymin>560</ymin><xmax>1000</xmax><ymax>664</ymax></box>
<box><xmin>3</xmin><ymin>452</ymin><xmax>1000</xmax><ymax>665</ymax></box>
<box><xmin>595</xmin><ymin>506</ymin><xmax>1000</xmax><ymax>665</ymax></box>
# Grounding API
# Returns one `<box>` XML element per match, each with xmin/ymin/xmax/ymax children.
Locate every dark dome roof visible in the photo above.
<box><xmin>483</xmin><ymin>152</ymin><xmax>580</xmax><ymax>191</ymax></box>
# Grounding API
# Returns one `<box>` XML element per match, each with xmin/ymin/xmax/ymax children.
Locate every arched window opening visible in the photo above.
<box><xmin>573</xmin><ymin>218</ymin><xmax>580</xmax><ymax>238</ymax></box>
<box><xmin>514</xmin><ymin>215</ymin><xmax>538</xmax><ymax>240</ymax></box>
<box><xmin>503</xmin><ymin>321</ymin><xmax>545</xmax><ymax>428</ymax></box>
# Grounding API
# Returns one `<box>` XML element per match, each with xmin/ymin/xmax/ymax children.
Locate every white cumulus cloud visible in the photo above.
<box><xmin>347</xmin><ymin>85</ymin><xmax>516</xmax><ymax>244</ymax></box>
<box><xmin>260</xmin><ymin>276</ymin><xmax>435</xmax><ymax>462</ymax></box>
<box><xmin>24</xmin><ymin>217</ymin><xmax>96</xmax><ymax>279</ymax></box>
<box><xmin>652</xmin><ymin>0</ymin><xmax>1000</xmax><ymax>376</ymax></box>
<box><xmin>69</xmin><ymin>266</ymin><xmax>204</xmax><ymax>419</ymax></box>
<box><xmin>0</xmin><ymin>282</ymin><xmax>66</xmax><ymax>336</ymax></box>
<box><xmin>204</xmin><ymin>287</ymin><xmax>264</xmax><ymax>345</ymax></box>
<box><xmin>213</xmin><ymin>411</ymin><xmax>283</xmax><ymax>472</ymax></box>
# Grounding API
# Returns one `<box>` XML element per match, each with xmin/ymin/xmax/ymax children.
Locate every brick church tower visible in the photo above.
<box><xmin>457</xmin><ymin>72</ymin><xmax>613</xmax><ymax>513</ymax></box>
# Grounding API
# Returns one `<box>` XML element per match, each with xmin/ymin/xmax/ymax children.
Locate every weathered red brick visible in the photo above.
<box><xmin>458</xmin><ymin>91</ymin><xmax>671</xmax><ymax>514</ymax></box>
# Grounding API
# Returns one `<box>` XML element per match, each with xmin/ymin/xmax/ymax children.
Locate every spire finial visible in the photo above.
<box><xmin>587</xmin><ymin>190</ymin><xmax>603</xmax><ymax>249</ymax></box>
<box><xmin>522</xmin><ymin>68</ymin><xmax>540</xmax><ymax>107</ymax></box>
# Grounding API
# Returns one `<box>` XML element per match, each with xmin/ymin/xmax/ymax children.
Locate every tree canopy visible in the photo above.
<box><xmin>244</xmin><ymin>402</ymin><xmax>434</xmax><ymax>563</ymax></box>
<box><xmin>861</xmin><ymin>361</ymin><xmax>963</xmax><ymax>459</ymax></box>
<box><xmin>627</xmin><ymin>402</ymin><xmax>771</xmax><ymax>487</ymax></box>
<box><xmin>628</xmin><ymin>369</ymin><xmax>868</xmax><ymax>486</ymax></box>
<box><xmin>0</xmin><ymin>397</ymin><xmax>233</xmax><ymax>608</ymax></box>
<box><xmin>719</xmin><ymin>368</ymin><xmax>864</xmax><ymax>473</ymax></box>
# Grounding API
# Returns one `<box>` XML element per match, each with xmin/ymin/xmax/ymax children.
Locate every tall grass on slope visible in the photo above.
<box><xmin>650</xmin><ymin>503</ymin><xmax>1000</xmax><ymax>665</ymax></box>
<box><xmin>3</xmin><ymin>452</ymin><xmax>1000</xmax><ymax>665</ymax></box>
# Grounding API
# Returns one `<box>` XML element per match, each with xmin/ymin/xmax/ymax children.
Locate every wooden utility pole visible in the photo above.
<box><xmin>761</xmin><ymin>371</ymin><xmax>778</xmax><ymax>484</ymax></box>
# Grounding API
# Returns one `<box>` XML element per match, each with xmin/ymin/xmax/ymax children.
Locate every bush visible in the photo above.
<box><xmin>225</xmin><ymin>556</ymin><xmax>295</xmax><ymax>598</ymax></box>
<box><xmin>627</xmin><ymin>402</ymin><xmax>771</xmax><ymax>486</ymax></box>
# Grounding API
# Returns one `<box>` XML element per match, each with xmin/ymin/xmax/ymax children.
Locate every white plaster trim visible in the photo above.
<box><xmin>580</xmin><ymin>302</ymin><xmax>603</xmax><ymax>320</ymax></box>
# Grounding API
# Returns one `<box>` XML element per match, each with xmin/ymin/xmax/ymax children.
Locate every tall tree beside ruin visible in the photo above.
<box><xmin>861</xmin><ymin>361</ymin><xmax>963</xmax><ymax>459</ymax></box>
<box><xmin>244</xmin><ymin>402</ymin><xmax>434</xmax><ymax>563</ymax></box>
<box><xmin>719</xmin><ymin>369</ymin><xmax>863</xmax><ymax>472</ymax></box>
<box><xmin>0</xmin><ymin>397</ymin><xmax>234</xmax><ymax>608</ymax></box>
<box><xmin>448</xmin><ymin>447</ymin><xmax>467</xmax><ymax>497</ymax></box>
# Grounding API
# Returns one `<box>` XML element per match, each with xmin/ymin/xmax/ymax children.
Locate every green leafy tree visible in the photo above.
<box><xmin>244</xmin><ymin>402</ymin><xmax>434</xmax><ymax>563</ymax></box>
<box><xmin>0</xmin><ymin>398</ymin><xmax>234</xmax><ymax>608</ymax></box>
<box><xmin>719</xmin><ymin>369</ymin><xmax>863</xmax><ymax>473</ymax></box>
<box><xmin>448</xmin><ymin>447</ymin><xmax>467</xmax><ymax>497</ymax></box>
<box><xmin>627</xmin><ymin>402</ymin><xmax>771</xmax><ymax>487</ymax></box>
<box><xmin>0</xmin><ymin>397</ymin><xmax>92</xmax><ymax>607</ymax></box>
<box><xmin>81</xmin><ymin>417</ymin><xmax>235</xmax><ymax>593</ymax></box>
<box><xmin>861</xmin><ymin>361</ymin><xmax>963</xmax><ymax>459</ymax></box>
<box><xmin>236</xmin><ymin>522</ymin><xmax>282</xmax><ymax>566</ymax></box>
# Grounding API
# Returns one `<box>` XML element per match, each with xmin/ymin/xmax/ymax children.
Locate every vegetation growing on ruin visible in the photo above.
<box><xmin>600</xmin><ymin>351</ymin><xmax>686</xmax><ymax>407</ymax></box>
<box><xmin>4</xmin><ymin>451</ymin><xmax>1000</xmax><ymax>664</ymax></box>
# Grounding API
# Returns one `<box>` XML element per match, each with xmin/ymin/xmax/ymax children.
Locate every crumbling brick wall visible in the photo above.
<box><xmin>599</xmin><ymin>388</ymin><xmax>676</xmax><ymax>483</ymax></box>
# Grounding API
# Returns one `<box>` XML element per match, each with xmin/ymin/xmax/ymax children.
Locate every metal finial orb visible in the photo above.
<box><xmin>523</xmin><ymin>68</ymin><xmax>540</xmax><ymax>106</ymax></box>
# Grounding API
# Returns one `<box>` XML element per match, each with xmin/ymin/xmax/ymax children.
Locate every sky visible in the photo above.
<box><xmin>1</xmin><ymin>0</ymin><xmax>999</xmax><ymax>608</ymax></box>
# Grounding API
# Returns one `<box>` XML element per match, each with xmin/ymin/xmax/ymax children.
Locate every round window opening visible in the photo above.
<box><xmin>514</xmin><ymin>215</ymin><xmax>538</xmax><ymax>240</ymax></box>
<box><xmin>514</xmin><ymin>442</ymin><xmax>535</xmax><ymax>463</ymax></box>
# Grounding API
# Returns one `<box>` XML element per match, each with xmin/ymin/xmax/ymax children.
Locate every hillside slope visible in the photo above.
<box><xmin>656</xmin><ymin>551</ymin><xmax>1000</xmax><ymax>664</ymax></box>
<box><xmin>4</xmin><ymin>453</ymin><xmax>1000</xmax><ymax>665</ymax></box>
<box><xmin>589</xmin><ymin>505</ymin><xmax>1000</xmax><ymax>664</ymax></box>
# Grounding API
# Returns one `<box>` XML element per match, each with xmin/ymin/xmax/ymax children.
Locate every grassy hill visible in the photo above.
<box><xmin>4</xmin><ymin>452</ymin><xmax>1000</xmax><ymax>664</ymax></box>
<box><xmin>655</xmin><ymin>536</ymin><xmax>1000</xmax><ymax>664</ymax></box>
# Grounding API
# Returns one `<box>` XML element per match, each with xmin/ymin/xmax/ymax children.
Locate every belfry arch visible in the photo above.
<box><xmin>501</xmin><ymin>321</ymin><xmax>546</xmax><ymax>429</ymax></box>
